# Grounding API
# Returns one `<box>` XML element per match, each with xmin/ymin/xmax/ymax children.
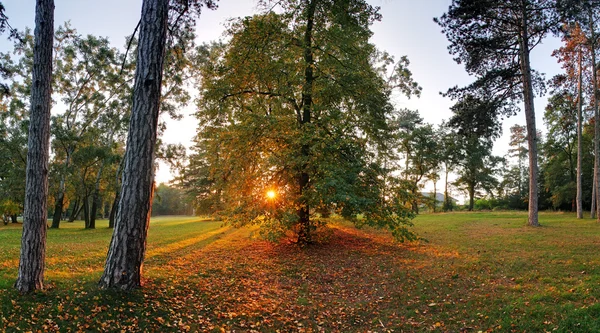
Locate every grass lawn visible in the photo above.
<box><xmin>1</xmin><ymin>212</ymin><xmax>600</xmax><ymax>332</ymax></box>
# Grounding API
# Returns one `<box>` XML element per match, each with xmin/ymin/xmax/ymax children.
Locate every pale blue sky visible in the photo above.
<box><xmin>1</xmin><ymin>0</ymin><xmax>562</xmax><ymax>188</ymax></box>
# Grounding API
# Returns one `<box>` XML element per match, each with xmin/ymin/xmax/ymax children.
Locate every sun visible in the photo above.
<box><xmin>266</xmin><ymin>190</ymin><xmax>276</xmax><ymax>199</ymax></box>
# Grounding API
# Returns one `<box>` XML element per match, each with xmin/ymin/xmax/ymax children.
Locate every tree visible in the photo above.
<box><xmin>543</xmin><ymin>92</ymin><xmax>577</xmax><ymax>210</ymax></box>
<box><xmin>98</xmin><ymin>0</ymin><xmax>169</xmax><ymax>290</ymax></box>
<box><xmin>508</xmin><ymin>124</ymin><xmax>529</xmax><ymax>200</ymax></box>
<box><xmin>192</xmin><ymin>1</ymin><xmax>420</xmax><ymax>244</ymax></box>
<box><xmin>559</xmin><ymin>0</ymin><xmax>600</xmax><ymax>218</ymax></box>
<box><xmin>15</xmin><ymin>0</ymin><xmax>54</xmax><ymax>293</ymax></box>
<box><xmin>50</xmin><ymin>25</ymin><xmax>130</xmax><ymax>228</ymax></box>
<box><xmin>436</xmin><ymin>0</ymin><xmax>561</xmax><ymax>226</ymax></box>
<box><xmin>438</xmin><ymin>123</ymin><xmax>461</xmax><ymax>212</ymax></box>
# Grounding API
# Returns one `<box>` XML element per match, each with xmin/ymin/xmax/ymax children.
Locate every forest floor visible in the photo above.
<box><xmin>1</xmin><ymin>212</ymin><xmax>600</xmax><ymax>332</ymax></box>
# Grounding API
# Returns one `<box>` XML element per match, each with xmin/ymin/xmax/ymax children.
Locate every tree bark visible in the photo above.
<box><xmin>15</xmin><ymin>0</ymin><xmax>54</xmax><ymax>294</ymax></box>
<box><xmin>68</xmin><ymin>198</ymin><xmax>81</xmax><ymax>222</ymax></box>
<box><xmin>519</xmin><ymin>1</ymin><xmax>539</xmax><ymax>226</ymax></box>
<box><xmin>108</xmin><ymin>192</ymin><xmax>119</xmax><ymax>228</ymax></box>
<box><xmin>432</xmin><ymin>178</ymin><xmax>437</xmax><ymax>213</ymax></box>
<box><xmin>576</xmin><ymin>43</ymin><xmax>583</xmax><ymax>218</ymax></box>
<box><xmin>83</xmin><ymin>196</ymin><xmax>90</xmax><ymax>228</ymax></box>
<box><xmin>468</xmin><ymin>184</ymin><xmax>474</xmax><ymax>211</ymax></box>
<box><xmin>99</xmin><ymin>0</ymin><xmax>169</xmax><ymax>290</ymax></box>
<box><xmin>588</xmin><ymin>8</ymin><xmax>600</xmax><ymax>222</ymax></box>
<box><xmin>592</xmin><ymin>173</ymin><xmax>597</xmax><ymax>218</ymax></box>
<box><xmin>89</xmin><ymin>162</ymin><xmax>105</xmax><ymax>229</ymax></box>
<box><xmin>444</xmin><ymin>166</ymin><xmax>452</xmax><ymax>211</ymax></box>
<box><xmin>51</xmin><ymin>151</ymin><xmax>72</xmax><ymax>228</ymax></box>
<box><xmin>297</xmin><ymin>0</ymin><xmax>317</xmax><ymax>245</ymax></box>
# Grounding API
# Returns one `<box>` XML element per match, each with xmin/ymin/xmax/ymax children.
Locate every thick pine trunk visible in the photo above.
<box><xmin>99</xmin><ymin>0</ymin><xmax>168</xmax><ymax>290</ymax></box>
<box><xmin>577</xmin><ymin>45</ymin><xmax>583</xmax><ymax>218</ymax></box>
<box><xmin>297</xmin><ymin>0</ymin><xmax>317</xmax><ymax>245</ymax></box>
<box><xmin>15</xmin><ymin>0</ymin><xmax>54</xmax><ymax>294</ymax></box>
<box><xmin>519</xmin><ymin>2</ymin><xmax>539</xmax><ymax>227</ymax></box>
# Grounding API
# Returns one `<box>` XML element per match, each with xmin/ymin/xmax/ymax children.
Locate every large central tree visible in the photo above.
<box><xmin>191</xmin><ymin>0</ymin><xmax>420</xmax><ymax>243</ymax></box>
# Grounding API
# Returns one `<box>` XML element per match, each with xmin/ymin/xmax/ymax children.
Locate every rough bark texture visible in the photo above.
<box><xmin>576</xmin><ymin>45</ymin><xmax>583</xmax><ymax>219</ymax></box>
<box><xmin>297</xmin><ymin>0</ymin><xmax>316</xmax><ymax>245</ymax></box>
<box><xmin>519</xmin><ymin>1</ymin><xmax>539</xmax><ymax>227</ymax></box>
<box><xmin>99</xmin><ymin>0</ymin><xmax>168</xmax><ymax>290</ymax></box>
<box><xmin>15</xmin><ymin>0</ymin><xmax>54</xmax><ymax>294</ymax></box>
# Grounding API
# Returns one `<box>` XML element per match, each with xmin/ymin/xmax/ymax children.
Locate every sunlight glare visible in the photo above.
<box><xmin>266</xmin><ymin>190</ymin><xmax>276</xmax><ymax>199</ymax></box>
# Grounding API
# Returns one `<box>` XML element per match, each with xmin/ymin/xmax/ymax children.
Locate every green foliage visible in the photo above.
<box><xmin>151</xmin><ymin>183</ymin><xmax>192</xmax><ymax>216</ymax></box>
<box><xmin>186</xmin><ymin>1</ymin><xmax>419</xmax><ymax>242</ymax></box>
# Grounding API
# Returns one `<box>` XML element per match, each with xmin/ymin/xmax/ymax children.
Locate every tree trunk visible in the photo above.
<box><xmin>444</xmin><ymin>166</ymin><xmax>452</xmax><ymax>211</ymax></box>
<box><xmin>577</xmin><ymin>44</ymin><xmax>583</xmax><ymax>218</ymax></box>
<box><xmin>68</xmin><ymin>198</ymin><xmax>81</xmax><ymax>222</ymax></box>
<box><xmin>592</xmin><ymin>173</ymin><xmax>597</xmax><ymax>218</ymax></box>
<box><xmin>51</xmin><ymin>152</ymin><xmax>71</xmax><ymax>228</ymax></box>
<box><xmin>15</xmin><ymin>0</ymin><xmax>54</xmax><ymax>294</ymax></box>
<box><xmin>519</xmin><ymin>1</ymin><xmax>539</xmax><ymax>227</ymax></box>
<box><xmin>83</xmin><ymin>196</ymin><xmax>90</xmax><ymax>228</ymax></box>
<box><xmin>468</xmin><ymin>184</ymin><xmax>474</xmax><ymax>211</ymax></box>
<box><xmin>432</xmin><ymin>178</ymin><xmax>437</xmax><ymax>213</ymax></box>
<box><xmin>11</xmin><ymin>214</ymin><xmax>17</xmax><ymax>224</ymax></box>
<box><xmin>99</xmin><ymin>0</ymin><xmax>169</xmax><ymax>290</ymax></box>
<box><xmin>51</xmin><ymin>189</ymin><xmax>64</xmax><ymax>228</ymax></box>
<box><xmin>588</xmin><ymin>9</ymin><xmax>600</xmax><ymax>222</ymax></box>
<box><xmin>89</xmin><ymin>162</ymin><xmax>105</xmax><ymax>229</ymax></box>
<box><xmin>296</xmin><ymin>0</ymin><xmax>317</xmax><ymax>245</ymax></box>
<box><xmin>108</xmin><ymin>192</ymin><xmax>119</xmax><ymax>228</ymax></box>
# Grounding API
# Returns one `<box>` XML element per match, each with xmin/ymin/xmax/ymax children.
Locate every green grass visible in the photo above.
<box><xmin>2</xmin><ymin>212</ymin><xmax>600</xmax><ymax>332</ymax></box>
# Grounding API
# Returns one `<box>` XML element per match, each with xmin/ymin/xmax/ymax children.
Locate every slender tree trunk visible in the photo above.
<box><xmin>11</xmin><ymin>214</ymin><xmax>17</xmax><ymax>224</ymax></box>
<box><xmin>15</xmin><ymin>0</ymin><xmax>54</xmax><ymax>294</ymax></box>
<box><xmin>432</xmin><ymin>178</ymin><xmax>437</xmax><ymax>213</ymax></box>
<box><xmin>444</xmin><ymin>166</ymin><xmax>451</xmax><ymax>211</ymax></box>
<box><xmin>108</xmin><ymin>192</ymin><xmax>119</xmax><ymax>228</ymax></box>
<box><xmin>592</xmin><ymin>173</ymin><xmax>597</xmax><ymax>218</ymax></box>
<box><xmin>588</xmin><ymin>9</ymin><xmax>600</xmax><ymax>222</ymax></box>
<box><xmin>577</xmin><ymin>44</ymin><xmax>583</xmax><ymax>218</ymax></box>
<box><xmin>51</xmin><ymin>189</ymin><xmax>64</xmax><ymax>228</ymax></box>
<box><xmin>468</xmin><ymin>184</ymin><xmax>474</xmax><ymax>211</ymax></box>
<box><xmin>89</xmin><ymin>162</ymin><xmax>105</xmax><ymax>229</ymax></box>
<box><xmin>297</xmin><ymin>0</ymin><xmax>317</xmax><ymax>245</ymax></box>
<box><xmin>51</xmin><ymin>152</ymin><xmax>71</xmax><ymax>228</ymax></box>
<box><xmin>99</xmin><ymin>0</ymin><xmax>169</xmax><ymax>290</ymax></box>
<box><xmin>68</xmin><ymin>198</ymin><xmax>81</xmax><ymax>222</ymax></box>
<box><xmin>519</xmin><ymin>2</ymin><xmax>539</xmax><ymax>226</ymax></box>
<box><xmin>83</xmin><ymin>197</ymin><xmax>90</xmax><ymax>228</ymax></box>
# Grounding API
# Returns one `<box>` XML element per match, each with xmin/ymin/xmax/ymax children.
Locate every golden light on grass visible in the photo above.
<box><xmin>266</xmin><ymin>190</ymin><xmax>276</xmax><ymax>199</ymax></box>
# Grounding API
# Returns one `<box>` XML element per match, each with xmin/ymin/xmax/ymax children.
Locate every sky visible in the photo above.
<box><xmin>1</xmin><ymin>0</ymin><xmax>563</xmax><ymax>195</ymax></box>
